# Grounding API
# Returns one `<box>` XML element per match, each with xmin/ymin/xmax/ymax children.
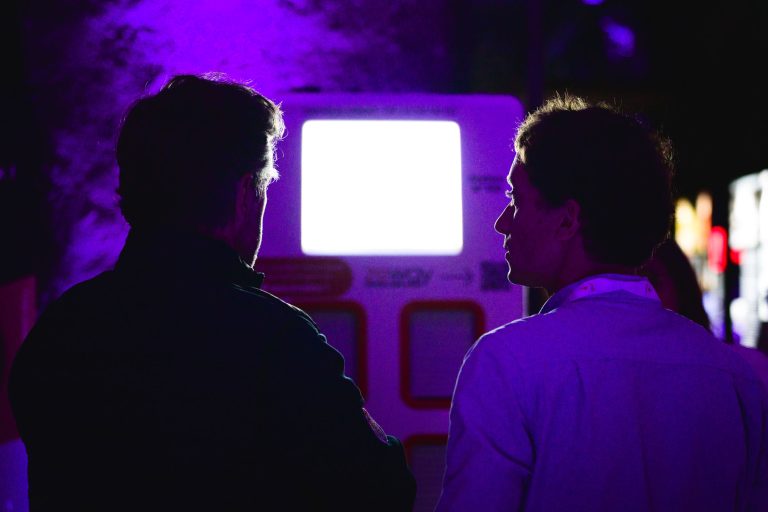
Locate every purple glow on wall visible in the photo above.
<box><xmin>602</xmin><ymin>18</ymin><xmax>635</xmax><ymax>58</ymax></box>
<box><xmin>582</xmin><ymin>0</ymin><xmax>605</xmax><ymax>5</ymax></box>
<box><xmin>25</xmin><ymin>0</ymin><xmax>453</xmax><ymax>300</ymax></box>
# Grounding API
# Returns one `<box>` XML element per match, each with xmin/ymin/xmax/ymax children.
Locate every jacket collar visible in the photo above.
<box><xmin>115</xmin><ymin>228</ymin><xmax>265</xmax><ymax>289</ymax></box>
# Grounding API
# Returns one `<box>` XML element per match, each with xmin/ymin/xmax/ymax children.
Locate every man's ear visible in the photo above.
<box><xmin>555</xmin><ymin>199</ymin><xmax>581</xmax><ymax>241</ymax></box>
<box><xmin>234</xmin><ymin>173</ymin><xmax>253</xmax><ymax>217</ymax></box>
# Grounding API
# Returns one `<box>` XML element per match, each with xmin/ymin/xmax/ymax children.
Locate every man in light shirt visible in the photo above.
<box><xmin>437</xmin><ymin>95</ymin><xmax>768</xmax><ymax>511</ymax></box>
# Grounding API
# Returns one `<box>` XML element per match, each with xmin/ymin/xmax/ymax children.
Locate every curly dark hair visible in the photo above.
<box><xmin>117</xmin><ymin>74</ymin><xmax>284</xmax><ymax>230</ymax></box>
<box><xmin>514</xmin><ymin>94</ymin><xmax>674</xmax><ymax>267</ymax></box>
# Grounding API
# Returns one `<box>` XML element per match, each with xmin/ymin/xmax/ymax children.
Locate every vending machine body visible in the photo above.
<box><xmin>257</xmin><ymin>93</ymin><xmax>525</xmax><ymax>511</ymax></box>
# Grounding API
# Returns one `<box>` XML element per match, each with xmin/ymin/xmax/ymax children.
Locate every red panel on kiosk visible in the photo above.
<box><xmin>400</xmin><ymin>301</ymin><xmax>485</xmax><ymax>409</ymax></box>
<box><xmin>0</xmin><ymin>276</ymin><xmax>37</xmax><ymax>442</ymax></box>
<box><xmin>405</xmin><ymin>434</ymin><xmax>449</xmax><ymax>512</ymax></box>
<box><xmin>708</xmin><ymin>226</ymin><xmax>728</xmax><ymax>273</ymax></box>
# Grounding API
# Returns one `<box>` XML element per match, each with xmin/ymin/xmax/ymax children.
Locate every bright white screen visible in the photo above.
<box><xmin>301</xmin><ymin>120</ymin><xmax>463</xmax><ymax>255</ymax></box>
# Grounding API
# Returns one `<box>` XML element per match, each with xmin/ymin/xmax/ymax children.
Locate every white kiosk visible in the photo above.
<box><xmin>258</xmin><ymin>93</ymin><xmax>525</xmax><ymax>510</ymax></box>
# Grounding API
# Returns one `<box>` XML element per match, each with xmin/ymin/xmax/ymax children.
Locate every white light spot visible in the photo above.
<box><xmin>301</xmin><ymin>120</ymin><xmax>463</xmax><ymax>255</ymax></box>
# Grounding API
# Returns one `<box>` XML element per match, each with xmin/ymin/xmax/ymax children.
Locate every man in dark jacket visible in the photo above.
<box><xmin>10</xmin><ymin>74</ymin><xmax>416</xmax><ymax>511</ymax></box>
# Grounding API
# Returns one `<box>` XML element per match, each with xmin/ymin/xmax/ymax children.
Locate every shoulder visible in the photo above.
<box><xmin>460</xmin><ymin>314</ymin><xmax>547</xmax><ymax>378</ymax></box>
<box><xmin>223</xmin><ymin>285</ymin><xmax>333</xmax><ymax>361</ymax></box>
<box><xmin>484</xmin><ymin>311</ymin><xmax>559</xmax><ymax>341</ymax></box>
<box><xmin>56</xmin><ymin>271</ymin><xmax>116</xmax><ymax>301</ymax></box>
<box><xmin>729</xmin><ymin>345</ymin><xmax>768</xmax><ymax>394</ymax></box>
<box><xmin>468</xmin><ymin>310</ymin><xmax>567</xmax><ymax>361</ymax></box>
<box><xmin>33</xmin><ymin>271</ymin><xmax>118</xmax><ymax>326</ymax></box>
<box><xmin>10</xmin><ymin>272</ymin><xmax>118</xmax><ymax>385</ymax></box>
<box><xmin>227</xmin><ymin>288</ymin><xmax>352</xmax><ymax>391</ymax></box>
<box><xmin>229</xmin><ymin>284</ymin><xmax>319</xmax><ymax>332</ymax></box>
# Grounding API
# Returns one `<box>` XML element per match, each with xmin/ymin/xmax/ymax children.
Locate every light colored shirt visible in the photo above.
<box><xmin>733</xmin><ymin>344</ymin><xmax>768</xmax><ymax>393</ymax></box>
<box><xmin>438</xmin><ymin>274</ymin><xmax>768</xmax><ymax>512</ymax></box>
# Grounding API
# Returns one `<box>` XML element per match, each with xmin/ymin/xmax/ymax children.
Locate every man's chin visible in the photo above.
<box><xmin>506</xmin><ymin>271</ymin><xmax>527</xmax><ymax>287</ymax></box>
<box><xmin>507</xmin><ymin>269</ymin><xmax>540</xmax><ymax>289</ymax></box>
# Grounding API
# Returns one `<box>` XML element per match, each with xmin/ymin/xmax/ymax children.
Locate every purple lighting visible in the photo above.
<box><xmin>582</xmin><ymin>0</ymin><xmax>605</xmax><ymax>5</ymax></box>
<box><xmin>26</xmin><ymin>0</ymin><xmax>454</xmax><ymax>300</ymax></box>
<box><xmin>602</xmin><ymin>18</ymin><xmax>635</xmax><ymax>58</ymax></box>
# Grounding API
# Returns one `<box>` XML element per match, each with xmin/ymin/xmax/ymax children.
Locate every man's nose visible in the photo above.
<box><xmin>494</xmin><ymin>216</ymin><xmax>503</xmax><ymax>234</ymax></box>
<box><xmin>494</xmin><ymin>206</ymin><xmax>510</xmax><ymax>234</ymax></box>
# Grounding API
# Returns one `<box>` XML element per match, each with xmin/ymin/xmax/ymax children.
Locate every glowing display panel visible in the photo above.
<box><xmin>301</xmin><ymin>120</ymin><xmax>463</xmax><ymax>255</ymax></box>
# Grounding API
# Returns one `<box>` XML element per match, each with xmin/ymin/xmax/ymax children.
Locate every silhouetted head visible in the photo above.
<box><xmin>117</xmin><ymin>74</ymin><xmax>284</xmax><ymax>233</ymax></box>
<box><xmin>514</xmin><ymin>95</ymin><xmax>675</xmax><ymax>267</ymax></box>
<box><xmin>495</xmin><ymin>94</ymin><xmax>674</xmax><ymax>292</ymax></box>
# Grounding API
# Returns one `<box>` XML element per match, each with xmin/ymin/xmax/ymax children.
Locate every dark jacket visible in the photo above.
<box><xmin>10</xmin><ymin>229</ymin><xmax>416</xmax><ymax>511</ymax></box>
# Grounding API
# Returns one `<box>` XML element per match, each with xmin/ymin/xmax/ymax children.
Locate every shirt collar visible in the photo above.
<box><xmin>540</xmin><ymin>273</ymin><xmax>659</xmax><ymax>314</ymax></box>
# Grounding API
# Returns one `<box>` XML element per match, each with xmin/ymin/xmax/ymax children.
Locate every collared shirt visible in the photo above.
<box><xmin>540</xmin><ymin>273</ymin><xmax>658</xmax><ymax>313</ymax></box>
<box><xmin>438</xmin><ymin>273</ymin><xmax>768</xmax><ymax>512</ymax></box>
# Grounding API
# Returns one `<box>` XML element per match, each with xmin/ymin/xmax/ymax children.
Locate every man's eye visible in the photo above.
<box><xmin>505</xmin><ymin>190</ymin><xmax>516</xmax><ymax>209</ymax></box>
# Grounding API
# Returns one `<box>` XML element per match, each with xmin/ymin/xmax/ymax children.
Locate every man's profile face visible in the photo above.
<box><xmin>494</xmin><ymin>158</ymin><xmax>563</xmax><ymax>289</ymax></box>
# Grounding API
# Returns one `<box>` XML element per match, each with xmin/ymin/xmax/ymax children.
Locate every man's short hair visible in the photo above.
<box><xmin>117</xmin><ymin>74</ymin><xmax>285</xmax><ymax>230</ymax></box>
<box><xmin>514</xmin><ymin>94</ymin><xmax>674</xmax><ymax>267</ymax></box>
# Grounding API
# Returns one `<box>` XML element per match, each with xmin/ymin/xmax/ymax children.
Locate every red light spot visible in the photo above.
<box><xmin>708</xmin><ymin>226</ymin><xmax>728</xmax><ymax>273</ymax></box>
<box><xmin>730</xmin><ymin>248</ymin><xmax>742</xmax><ymax>266</ymax></box>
